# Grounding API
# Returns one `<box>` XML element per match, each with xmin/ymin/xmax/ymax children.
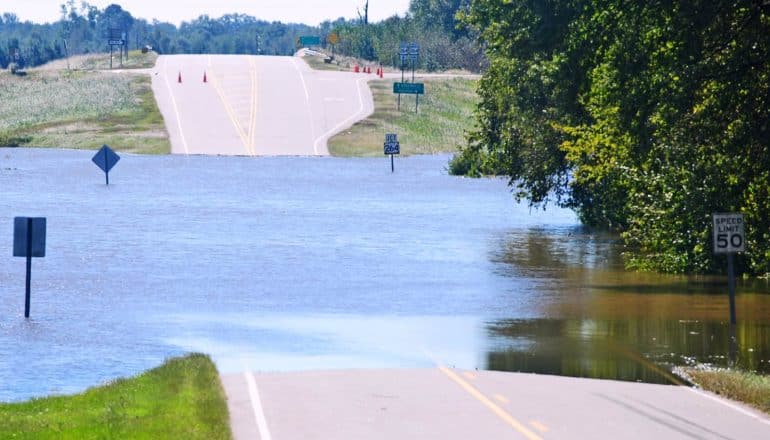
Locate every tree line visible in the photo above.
<box><xmin>0</xmin><ymin>1</ymin><xmax>485</xmax><ymax>72</ymax></box>
<box><xmin>450</xmin><ymin>0</ymin><xmax>770</xmax><ymax>276</ymax></box>
<box><xmin>325</xmin><ymin>0</ymin><xmax>486</xmax><ymax>72</ymax></box>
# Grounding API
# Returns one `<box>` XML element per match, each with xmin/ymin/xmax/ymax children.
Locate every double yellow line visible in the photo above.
<box><xmin>208</xmin><ymin>56</ymin><xmax>259</xmax><ymax>156</ymax></box>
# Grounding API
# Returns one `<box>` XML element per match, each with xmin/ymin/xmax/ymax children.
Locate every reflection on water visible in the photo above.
<box><xmin>486</xmin><ymin>229</ymin><xmax>770</xmax><ymax>381</ymax></box>
<box><xmin>2</xmin><ymin>149</ymin><xmax>769</xmax><ymax>401</ymax></box>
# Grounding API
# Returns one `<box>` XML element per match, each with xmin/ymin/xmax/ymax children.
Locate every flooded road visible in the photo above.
<box><xmin>1</xmin><ymin>149</ymin><xmax>769</xmax><ymax>401</ymax></box>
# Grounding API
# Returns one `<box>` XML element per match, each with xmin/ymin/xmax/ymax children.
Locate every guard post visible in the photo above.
<box><xmin>13</xmin><ymin>217</ymin><xmax>46</xmax><ymax>318</ymax></box>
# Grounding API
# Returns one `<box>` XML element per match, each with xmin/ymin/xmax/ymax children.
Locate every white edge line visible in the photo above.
<box><xmin>687</xmin><ymin>387</ymin><xmax>770</xmax><ymax>425</ymax></box>
<box><xmin>290</xmin><ymin>58</ymin><xmax>317</xmax><ymax>154</ymax></box>
<box><xmin>313</xmin><ymin>78</ymin><xmax>369</xmax><ymax>155</ymax></box>
<box><xmin>162</xmin><ymin>57</ymin><xmax>189</xmax><ymax>155</ymax></box>
<box><xmin>244</xmin><ymin>371</ymin><xmax>273</xmax><ymax>440</ymax></box>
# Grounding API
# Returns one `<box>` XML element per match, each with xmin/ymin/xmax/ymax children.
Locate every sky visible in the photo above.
<box><xmin>1</xmin><ymin>0</ymin><xmax>412</xmax><ymax>26</ymax></box>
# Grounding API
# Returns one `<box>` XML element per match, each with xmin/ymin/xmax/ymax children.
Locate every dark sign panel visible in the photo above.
<box><xmin>13</xmin><ymin>217</ymin><xmax>46</xmax><ymax>258</ymax></box>
<box><xmin>92</xmin><ymin>144</ymin><xmax>121</xmax><ymax>174</ymax></box>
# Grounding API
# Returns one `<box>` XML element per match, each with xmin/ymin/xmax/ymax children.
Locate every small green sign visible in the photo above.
<box><xmin>393</xmin><ymin>82</ymin><xmax>425</xmax><ymax>95</ymax></box>
<box><xmin>299</xmin><ymin>36</ymin><xmax>321</xmax><ymax>46</ymax></box>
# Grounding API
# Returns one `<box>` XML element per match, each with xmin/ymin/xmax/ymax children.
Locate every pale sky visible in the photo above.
<box><xmin>1</xmin><ymin>0</ymin><xmax>412</xmax><ymax>26</ymax></box>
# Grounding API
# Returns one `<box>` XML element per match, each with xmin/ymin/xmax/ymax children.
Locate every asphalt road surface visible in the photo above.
<box><xmin>222</xmin><ymin>368</ymin><xmax>770</xmax><ymax>440</ymax></box>
<box><xmin>151</xmin><ymin>54</ymin><xmax>373</xmax><ymax>156</ymax></box>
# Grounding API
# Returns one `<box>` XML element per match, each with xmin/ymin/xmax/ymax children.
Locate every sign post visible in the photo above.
<box><xmin>92</xmin><ymin>144</ymin><xmax>121</xmax><ymax>185</ymax></box>
<box><xmin>13</xmin><ymin>217</ymin><xmax>46</xmax><ymax>318</ymax></box>
<box><xmin>396</xmin><ymin>42</ymin><xmax>422</xmax><ymax>113</ymax></box>
<box><xmin>713</xmin><ymin>213</ymin><xmax>745</xmax><ymax>325</ymax></box>
<box><xmin>384</xmin><ymin>133</ymin><xmax>400</xmax><ymax>173</ymax></box>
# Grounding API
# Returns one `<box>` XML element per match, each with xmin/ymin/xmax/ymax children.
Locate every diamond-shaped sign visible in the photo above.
<box><xmin>92</xmin><ymin>144</ymin><xmax>120</xmax><ymax>174</ymax></box>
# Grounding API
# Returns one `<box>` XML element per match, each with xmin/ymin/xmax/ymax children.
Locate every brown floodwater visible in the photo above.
<box><xmin>485</xmin><ymin>228</ymin><xmax>770</xmax><ymax>383</ymax></box>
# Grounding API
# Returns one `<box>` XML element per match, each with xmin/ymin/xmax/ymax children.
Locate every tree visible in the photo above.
<box><xmin>452</xmin><ymin>0</ymin><xmax>770</xmax><ymax>276</ymax></box>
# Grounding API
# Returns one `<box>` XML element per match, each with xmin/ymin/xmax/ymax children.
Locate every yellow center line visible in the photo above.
<box><xmin>494</xmin><ymin>394</ymin><xmax>510</xmax><ymax>404</ymax></box>
<box><xmin>530</xmin><ymin>420</ymin><xmax>550</xmax><ymax>433</ymax></box>
<box><xmin>463</xmin><ymin>372</ymin><xmax>477</xmax><ymax>381</ymax></box>
<box><xmin>437</xmin><ymin>366</ymin><xmax>544</xmax><ymax>440</ymax></box>
<box><xmin>208</xmin><ymin>56</ymin><xmax>252</xmax><ymax>155</ymax></box>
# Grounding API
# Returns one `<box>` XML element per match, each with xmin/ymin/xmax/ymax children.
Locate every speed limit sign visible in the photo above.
<box><xmin>713</xmin><ymin>213</ymin><xmax>745</xmax><ymax>254</ymax></box>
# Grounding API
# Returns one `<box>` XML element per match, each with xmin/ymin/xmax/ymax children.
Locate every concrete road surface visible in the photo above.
<box><xmin>222</xmin><ymin>368</ymin><xmax>770</xmax><ymax>440</ymax></box>
<box><xmin>151</xmin><ymin>55</ymin><xmax>373</xmax><ymax>156</ymax></box>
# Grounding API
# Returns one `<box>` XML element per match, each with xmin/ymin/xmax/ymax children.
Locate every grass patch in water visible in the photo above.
<box><xmin>0</xmin><ymin>353</ymin><xmax>232</xmax><ymax>439</ymax></box>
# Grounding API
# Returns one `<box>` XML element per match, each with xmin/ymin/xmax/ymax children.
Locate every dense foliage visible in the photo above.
<box><xmin>451</xmin><ymin>0</ymin><xmax>770</xmax><ymax>276</ymax></box>
<box><xmin>328</xmin><ymin>0</ymin><xmax>487</xmax><ymax>72</ymax></box>
<box><xmin>0</xmin><ymin>1</ymin><xmax>317</xmax><ymax>69</ymax></box>
<box><xmin>1</xmin><ymin>1</ymin><xmax>485</xmax><ymax>72</ymax></box>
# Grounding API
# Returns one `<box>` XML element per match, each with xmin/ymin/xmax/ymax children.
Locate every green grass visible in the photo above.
<box><xmin>0</xmin><ymin>353</ymin><xmax>232</xmax><ymax>439</ymax></box>
<box><xmin>685</xmin><ymin>368</ymin><xmax>770</xmax><ymax>414</ymax></box>
<box><xmin>328</xmin><ymin>77</ymin><xmax>479</xmax><ymax>157</ymax></box>
<box><xmin>38</xmin><ymin>50</ymin><xmax>159</xmax><ymax>71</ymax></box>
<box><xmin>1</xmin><ymin>52</ymin><xmax>169</xmax><ymax>154</ymax></box>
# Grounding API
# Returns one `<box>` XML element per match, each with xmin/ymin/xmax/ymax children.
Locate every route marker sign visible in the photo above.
<box><xmin>384</xmin><ymin>133</ymin><xmax>400</xmax><ymax>172</ymax></box>
<box><xmin>713</xmin><ymin>212</ymin><xmax>746</xmax><ymax>326</ymax></box>
<box><xmin>393</xmin><ymin>82</ymin><xmax>424</xmax><ymax>95</ymax></box>
<box><xmin>13</xmin><ymin>217</ymin><xmax>46</xmax><ymax>318</ymax></box>
<box><xmin>92</xmin><ymin>144</ymin><xmax>121</xmax><ymax>185</ymax></box>
<box><xmin>713</xmin><ymin>213</ymin><xmax>745</xmax><ymax>254</ymax></box>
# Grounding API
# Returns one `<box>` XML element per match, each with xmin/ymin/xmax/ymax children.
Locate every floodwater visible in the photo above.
<box><xmin>1</xmin><ymin>148</ymin><xmax>769</xmax><ymax>402</ymax></box>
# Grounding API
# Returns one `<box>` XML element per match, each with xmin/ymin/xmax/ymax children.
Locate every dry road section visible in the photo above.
<box><xmin>222</xmin><ymin>368</ymin><xmax>770</xmax><ymax>440</ymax></box>
<box><xmin>151</xmin><ymin>54</ymin><xmax>373</xmax><ymax>156</ymax></box>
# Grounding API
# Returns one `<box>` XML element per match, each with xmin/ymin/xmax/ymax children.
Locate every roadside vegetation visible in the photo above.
<box><xmin>0</xmin><ymin>353</ymin><xmax>232</xmax><ymax>439</ymax></box>
<box><xmin>0</xmin><ymin>50</ymin><xmax>168</xmax><ymax>153</ymax></box>
<box><xmin>328</xmin><ymin>77</ymin><xmax>478</xmax><ymax>156</ymax></box>
<box><xmin>451</xmin><ymin>1</ymin><xmax>770</xmax><ymax>276</ymax></box>
<box><xmin>682</xmin><ymin>368</ymin><xmax>770</xmax><ymax>415</ymax></box>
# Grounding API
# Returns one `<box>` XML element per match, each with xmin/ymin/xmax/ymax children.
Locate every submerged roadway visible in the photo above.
<box><xmin>148</xmin><ymin>54</ymin><xmax>770</xmax><ymax>438</ymax></box>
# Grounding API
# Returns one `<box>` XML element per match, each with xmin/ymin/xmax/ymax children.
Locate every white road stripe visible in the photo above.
<box><xmin>290</xmin><ymin>58</ymin><xmax>317</xmax><ymax>154</ymax></box>
<box><xmin>688</xmin><ymin>387</ymin><xmax>770</xmax><ymax>425</ymax></box>
<box><xmin>244</xmin><ymin>371</ymin><xmax>273</xmax><ymax>440</ymax></box>
<box><xmin>313</xmin><ymin>78</ymin><xmax>368</xmax><ymax>154</ymax></box>
<box><xmin>161</xmin><ymin>57</ymin><xmax>189</xmax><ymax>155</ymax></box>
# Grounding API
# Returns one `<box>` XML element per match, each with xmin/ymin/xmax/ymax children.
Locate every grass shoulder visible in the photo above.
<box><xmin>679</xmin><ymin>367</ymin><xmax>770</xmax><ymax>415</ymax></box>
<box><xmin>0</xmin><ymin>353</ymin><xmax>232</xmax><ymax>439</ymax></box>
<box><xmin>329</xmin><ymin>77</ymin><xmax>478</xmax><ymax>157</ymax></box>
<box><xmin>1</xmin><ymin>51</ymin><xmax>169</xmax><ymax>154</ymax></box>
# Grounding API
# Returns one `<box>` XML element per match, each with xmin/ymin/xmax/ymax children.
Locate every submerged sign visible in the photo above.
<box><xmin>713</xmin><ymin>213</ymin><xmax>745</xmax><ymax>254</ymax></box>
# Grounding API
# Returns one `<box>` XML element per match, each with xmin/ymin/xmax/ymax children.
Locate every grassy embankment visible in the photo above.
<box><xmin>682</xmin><ymin>368</ymin><xmax>770</xmax><ymax>415</ymax></box>
<box><xmin>301</xmin><ymin>53</ymin><xmax>479</xmax><ymax>156</ymax></box>
<box><xmin>328</xmin><ymin>77</ymin><xmax>478</xmax><ymax>156</ymax></box>
<box><xmin>0</xmin><ymin>353</ymin><xmax>232</xmax><ymax>439</ymax></box>
<box><xmin>0</xmin><ymin>50</ymin><xmax>169</xmax><ymax>154</ymax></box>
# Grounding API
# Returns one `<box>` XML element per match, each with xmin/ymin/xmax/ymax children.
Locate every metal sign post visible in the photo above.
<box><xmin>398</xmin><ymin>44</ymin><xmax>408</xmax><ymax>111</ymax></box>
<box><xmin>92</xmin><ymin>144</ymin><xmax>121</xmax><ymax>185</ymax></box>
<box><xmin>13</xmin><ymin>217</ymin><xmax>46</xmax><ymax>318</ymax></box>
<box><xmin>713</xmin><ymin>213</ymin><xmax>746</xmax><ymax>325</ymax></box>
<box><xmin>384</xmin><ymin>133</ymin><xmax>400</xmax><ymax>173</ymax></box>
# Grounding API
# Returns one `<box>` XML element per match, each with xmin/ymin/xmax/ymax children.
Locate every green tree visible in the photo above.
<box><xmin>453</xmin><ymin>0</ymin><xmax>770</xmax><ymax>276</ymax></box>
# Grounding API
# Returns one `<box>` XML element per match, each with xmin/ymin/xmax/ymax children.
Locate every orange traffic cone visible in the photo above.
<box><xmin>178</xmin><ymin>72</ymin><xmax>182</xmax><ymax>83</ymax></box>
<box><xmin>354</xmin><ymin>65</ymin><xmax>359</xmax><ymax>73</ymax></box>
<box><xmin>379</xmin><ymin>67</ymin><xmax>384</xmax><ymax>78</ymax></box>
<box><xmin>203</xmin><ymin>71</ymin><xmax>207</xmax><ymax>83</ymax></box>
